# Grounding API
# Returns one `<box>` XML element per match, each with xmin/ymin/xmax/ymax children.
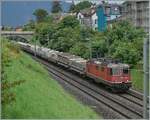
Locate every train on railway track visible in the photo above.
<box><xmin>18</xmin><ymin>42</ymin><xmax>132</xmax><ymax>92</ymax></box>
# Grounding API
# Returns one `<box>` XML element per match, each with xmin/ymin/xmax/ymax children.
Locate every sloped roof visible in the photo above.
<box><xmin>80</xmin><ymin>7</ymin><xmax>96</xmax><ymax>17</ymax></box>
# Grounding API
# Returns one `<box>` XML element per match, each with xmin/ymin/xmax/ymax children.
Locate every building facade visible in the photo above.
<box><xmin>77</xmin><ymin>7</ymin><xmax>98</xmax><ymax>30</ymax></box>
<box><xmin>77</xmin><ymin>2</ymin><xmax>122</xmax><ymax>32</ymax></box>
<box><xmin>96</xmin><ymin>3</ymin><xmax>122</xmax><ymax>31</ymax></box>
<box><xmin>121</xmin><ymin>0</ymin><xmax>149</xmax><ymax>33</ymax></box>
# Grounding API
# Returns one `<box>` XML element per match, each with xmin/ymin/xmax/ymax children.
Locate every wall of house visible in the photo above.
<box><xmin>77</xmin><ymin>13</ymin><xmax>84</xmax><ymax>24</ymax></box>
<box><xmin>96</xmin><ymin>6</ymin><xmax>107</xmax><ymax>32</ymax></box>
<box><xmin>91</xmin><ymin>13</ymin><xmax>98</xmax><ymax>30</ymax></box>
<box><xmin>77</xmin><ymin>12</ymin><xmax>97</xmax><ymax>30</ymax></box>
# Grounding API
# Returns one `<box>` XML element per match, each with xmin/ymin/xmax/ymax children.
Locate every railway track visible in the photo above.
<box><xmin>30</xmin><ymin>54</ymin><xmax>143</xmax><ymax>119</ymax></box>
<box><xmin>127</xmin><ymin>89</ymin><xmax>143</xmax><ymax>100</ymax></box>
<box><xmin>118</xmin><ymin>93</ymin><xmax>143</xmax><ymax>107</ymax></box>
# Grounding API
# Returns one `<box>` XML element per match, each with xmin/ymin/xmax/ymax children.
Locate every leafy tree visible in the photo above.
<box><xmin>59</xmin><ymin>16</ymin><xmax>80</xmax><ymax>28</ymax></box>
<box><xmin>51</xmin><ymin>1</ymin><xmax>62</xmax><ymax>13</ymax></box>
<box><xmin>23</xmin><ymin>19</ymin><xmax>35</xmax><ymax>31</ymax></box>
<box><xmin>69</xmin><ymin>3</ymin><xmax>75</xmax><ymax>12</ymax></box>
<box><xmin>33</xmin><ymin>9</ymin><xmax>48</xmax><ymax>23</ymax></box>
<box><xmin>70</xmin><ymin>42</ymin><xmax>90</xmax><ymax>59</ymax></box>
<box><xmin>43</xmin><ymin>15</ymin><xmax>54</xmax><ymax>23</ymax></box>
<box><xmin>69</xmin><ymin>1</ymin><xmax>92</xmax><ymax>13</ymax></box>
<box><xmin>79</xmin><ymin>27</ymin><xmax>94</xmax><ymax>41</ymax></box>
<box><xmin>104</xmin><ymin>21</ymin><xmax>145</xmax><ymax>66</ymax></box>
<box><xmin>35</xmin><ymin>23</ymin><xmax>49</xmax><ymax>45</ymax></box>
<box><xmin>112</xmin><ymin>42</ymin><xmax>141</xmax><ymax>67</ymax></box>
<box><xmin>34</xmin><ymin>14</ymin><xmax>145</xmax><ymax>67</ymax></box>
<box><xmin>92</xmin><ymin>35</ymin><xmax>107</xmax><ymax>58</ymax></box>
<box><xmin>50</xmin><ymin>27</ymin><xmax>80</xmax><ymax>52</ymax></box>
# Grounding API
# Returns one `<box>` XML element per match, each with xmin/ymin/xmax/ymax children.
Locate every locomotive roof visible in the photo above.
<box><xmin>107</xmin><ymin>63</ymin><xmax>129</xmax><ymax>68</ymax></box>
<box><xmin>90</xmin><ymin>58</ymin><xmax>129</xmax><ymax>68</ymax></box>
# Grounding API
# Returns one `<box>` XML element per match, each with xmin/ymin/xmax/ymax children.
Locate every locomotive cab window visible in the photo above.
<box><xmin>110</xmin><ymin>68</ymin><xmax>120</xmax><ymax>75</ymax></box>
<box><xmin>110</xmin><ymin>68</ymin><xmax>113</xmax><ymax>75</ymax></box>
<box><xmin>123</xmin><ymin>68</ymin><xmax>129</xmax><ymax>74</ymax></box>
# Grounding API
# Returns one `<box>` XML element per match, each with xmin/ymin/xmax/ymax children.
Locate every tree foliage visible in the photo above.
<box><xmin>103</xmin><ymin>21</ymin><xmax>145</xmax><ymax>66</ymax></box>
<box><xmin>34</xmin><ymin>15</ymin><xmax>145</xmax><ymax>67</ymax></box>
<box><xmin>70</xmin><ymin>42</ymin><xmax>89</xmax><ymax>59</ymax></box>
<box><xmin>51</xmin><ymin>1</ymin><xmax>62</xmax><ymax>13</ymax></box>
<box><xmin>35</xmin><ymin>22</ymin><xmax>54</xmax><ymax>46</ymax></box>
<box><xmin>23</xmin><ymin>19</ymin><xmax>35</xmax><ymax>31</ymax></box>
<box><xmin>59</xmin><ymin>16</ymin><xmax>80</xmax><ymax>28</ymax></box>
<box><xmin>69</xmin><ymin>1</ymin><xmax>92</xmax><ymax>13</ymax></box>
<box><xmin>33</xmin><ymin>9</ymin><xmax>48</xmax><ymax>23</ymax></box>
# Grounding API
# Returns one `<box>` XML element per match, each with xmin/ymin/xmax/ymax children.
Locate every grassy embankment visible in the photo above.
<box><xmin>131</xmin><ymin>69</ymin><xmax>143</xmax><ymax>91</ymax></box>
<box><xmin>2</xmin><ymin>39</ymin><xmax>99</xmax><ymax>119</ymax></box>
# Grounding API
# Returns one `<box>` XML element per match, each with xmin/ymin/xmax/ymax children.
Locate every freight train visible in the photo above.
<box><xmin>18</xmin><ymin>42</ymin><xmax>132</xmax><ymax>92</ymax></box>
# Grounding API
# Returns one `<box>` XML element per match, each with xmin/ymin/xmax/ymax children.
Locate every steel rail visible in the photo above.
<box><xmin>31</xmin><ymin>55</ymin><xmax>143</xmax><ymax>119</ymax></box>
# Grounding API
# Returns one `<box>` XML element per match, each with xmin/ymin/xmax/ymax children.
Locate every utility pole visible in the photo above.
<box><xmin>86</xmin><ymin>38</ymin><xmax>92</xmax><ymax>59</ymax></box>
<box><xmin>143</xmin><ymin>36</ymin><xmax>149</xmax><ymax>119</ymax></box>
<box><xmin>34</xmin><ymin>34</ymin><xmax>37</xmax><ymax>56</ymax></box>
<box><xmin>47</xmin><ymin>33</ymin><xmax>50</xmax><ymax>47</ymax></box>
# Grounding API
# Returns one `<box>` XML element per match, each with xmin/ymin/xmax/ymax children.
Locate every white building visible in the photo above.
<box><xmin>77</xmin><ymin>7</ymin><xmax>98</xmax><ymax>30</ymax></box>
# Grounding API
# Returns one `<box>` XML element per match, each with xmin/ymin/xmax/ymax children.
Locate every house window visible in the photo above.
<box><xmin>79</xmin><ymin>15</ymin><xmax>81</xmax><ymax>19</ymax></box>
<box><xmin>95</xmin><ymin>27</ymin><xmax>98</xmax><ymax>30</ymax></box>
<box><xmin>95</xmin><ymin>19</ymin><xmax>97</xmax><ymax>24</ymax></box>
<box><xmin>104</xmin><ymin>7</ymin><xmax>111</xmax><ymax>16</ymax></box>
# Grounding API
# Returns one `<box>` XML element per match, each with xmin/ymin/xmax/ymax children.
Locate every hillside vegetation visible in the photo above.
<box><xmin>31</xmin><ymin>16</ymin><xmax>145</xmax><ymax>68</ymax></box>
<box><xmin>1</xmin><ymin>39</ymin><xmax>99</xmax><ymax>119</ymax></box>
<box><xmin>131</xmin><ymin>69</ymin><xmax>143</xmax><ymax>91</ymax></box>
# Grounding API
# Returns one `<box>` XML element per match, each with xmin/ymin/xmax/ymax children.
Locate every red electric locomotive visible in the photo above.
<box><xmin>86</xmin><ymin>58</ymin><xmax>131</xmax><ymax>91</ymax></box>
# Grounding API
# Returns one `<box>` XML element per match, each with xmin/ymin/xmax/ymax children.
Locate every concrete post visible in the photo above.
<box><xmin>143</xmin><ymin>37</ymin><xmax>149</xmax><ymax>119</ymax></box>
<box><xmin>34</xmin><ymin>35</ymin><xmax>37</xmax><ymax>56</ymax></box>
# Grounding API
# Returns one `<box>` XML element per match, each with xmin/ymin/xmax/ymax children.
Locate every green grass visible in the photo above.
<box><xmin>131</xmin><ymin>69</ymin><xmax>143</xmax><ymax>91</ymax></box>
<box><xmin>2</xmin><ymin>42</ymin><xmax>99</xmax><ymax>119</ymax></box>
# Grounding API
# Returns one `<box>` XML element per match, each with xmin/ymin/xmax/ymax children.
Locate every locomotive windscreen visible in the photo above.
<box><xmin>110</xmin><ymin>68</ymin><xmax>120</xmax><ymax>75</ymax></box>
<box><xmin>123</xmin><ymin>68</ymin><xmax>129</xmax><ymax>74</ymax></box>
<box><xmin>110</xmin><ymin>67</ymin><xmax>129</xmax><ymax>76</ymax></box>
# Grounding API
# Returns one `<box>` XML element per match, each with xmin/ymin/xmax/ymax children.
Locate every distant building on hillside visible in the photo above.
<box><xmin>77</xmin><ymin>6</ymin><xmax>98</xmax><ymax>30</ymax></box>
<box><xmin>120</xmin><ymin>0</ymin><xmax>149</xmax><ymax>33</ymax></box>
<box><xmin>77</xmin><ymin>2</ymin><xmax>122</xmax><ymax>31</ymax></box>
<box><xmin>96</xmin><ymin>3</ymin><xmax>122</xmax><ymax>31</ymax></box>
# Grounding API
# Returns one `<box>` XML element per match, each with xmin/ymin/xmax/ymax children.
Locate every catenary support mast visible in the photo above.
<box><xmin>143</xmin><ymin>36</ymin><xmax>149</xmax><ymax>119</ymax></box>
